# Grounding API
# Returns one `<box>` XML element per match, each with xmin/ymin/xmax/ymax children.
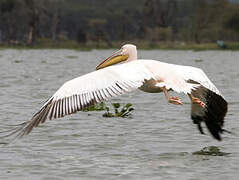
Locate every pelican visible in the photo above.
<box><xmin>2</xmin><ymin>44</ymin><xmax>228</xmax><ymax>141</ymax></box>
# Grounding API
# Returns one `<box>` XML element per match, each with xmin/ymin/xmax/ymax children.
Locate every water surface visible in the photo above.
<box><xmin>0</xmin><ymin>49</ymin><xmax>239</xmax><ymax>180</ymax></box>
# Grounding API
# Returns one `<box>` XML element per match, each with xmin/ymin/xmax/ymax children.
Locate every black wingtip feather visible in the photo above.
<box><xmin>191</xmin><ymin>115</ymin><xmax>205</xmax><ymax>135</ymax></box>
<box><xmin>204</xmin><ymin>91</ymin><xmax>228</xmax><ymax>141</ymax></box>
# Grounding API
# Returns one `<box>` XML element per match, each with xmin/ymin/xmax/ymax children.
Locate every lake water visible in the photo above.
<box><xmin>0</xmin><ymin>49</ymin><xmax>238</xmax><ymax>180</ymax></box>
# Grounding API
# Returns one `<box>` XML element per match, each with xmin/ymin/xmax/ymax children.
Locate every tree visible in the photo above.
<box><xmin>76</xmin><ymin>29</ymin><xmax>87</xmax><ymax>44</ymax></box>
<box><xmin>0</xmin><ymin>0</ymin><xmax>18</xmax><ymax>43</ymax></box>
<box><xmin>88</xmin><ymin>18</ymin><xmax>109</xmax><ymax>47</ymax></box>
<box><xmin>22</xmin><ymin>0</ymin><xmax>49</xmax><ymax>45</ymax></box>
<box><xmin>225</xmin><ymin>13</ymin><xmax>239</xmax><ymax>33</ymax></box>
<box><xmin>190</xmin><ymin>0</ymin><xmax>228</xmax><ymax>43</ymax></box>
<box><xmin>224</xmin><ymin>3</ymin><xmax>239</xmax><ymax>34</ymax></box>
<box><xmin>143</xmin><ymin>0</ymin><xmax>177</xmax><ymax>41</ymax></box>
<box><xmin>44</xmin><ymin>0</ymin><xmax>63</xmax><ymax>41</ymax></box>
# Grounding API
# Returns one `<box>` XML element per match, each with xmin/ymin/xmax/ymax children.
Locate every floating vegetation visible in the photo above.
<box><xmin>65</xmin><ymin>55</ymin><xmax>78</xmax><ymax>59</ymax></box>
<box><xmin>194</xmin><ymin>58</ymin><xmax>203</xmax><ymax>63</ymax></box>
<box><xmin>83</xmin><ymin>102</ymin><xmax>134</xmax><ymax>117</ymax></box>
<box><xmin>14</xmin><ymin>60</ymin><xmax>23</xmax><ymax>63</ymax></box>
<box><xmin>193</xmin><ymin>146</ymin><xmax>230</xmax><ymax>156</ymax></box>
<box><xmin>103</xmin><ymin>103</ymin><xmax>134</xmax><ymax>118</ymax></box>
<box><xmin>84</xmin><ymin>102</ymin><xmax>106</xmax><ymax>111</ymax></box>
<box><xmin>41</xmin><ymin>60</ymin><xmax>47</xmax><ymax>63</ymax></box>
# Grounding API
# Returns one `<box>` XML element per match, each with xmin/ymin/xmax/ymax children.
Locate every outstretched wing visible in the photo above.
<box><xmin>2</xmin><ymin>61</ymin><xmax>156</xmax><ymax>139</ymax></box>
<box><xmin>174</xmin><ymin>65</ymin><xmax>228</xmax><ymax>140</ymax></box>
<box><xmin>133</xmin><ymin>60</ymin><xmax>228</xmax><ymax>140</ymax></box>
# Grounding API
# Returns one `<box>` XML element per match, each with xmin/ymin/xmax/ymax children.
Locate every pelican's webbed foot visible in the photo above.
<box><xmin>189</xmin><ymin>94</ymin><xmax>206</xmax><ymax>108</ymax></box>
<box><xmin>162</xmin><ymin>87</ymin><xmax>183</xmax><ymax>105</ymax></box>
<box><xmin>168</xmin><ymin>96</ymin><xmax>183</xmax><ymax>105</ymax></box>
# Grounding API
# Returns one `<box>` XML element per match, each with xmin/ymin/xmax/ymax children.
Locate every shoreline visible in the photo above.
<box><xmin>1</xmin><ymin>40</ymin><xmax>239</xmax><ymax>51</ymax></box>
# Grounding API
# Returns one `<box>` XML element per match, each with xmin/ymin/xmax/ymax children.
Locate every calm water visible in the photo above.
<box><xmin>0</xmin><ymin>49</ymin><xmax>239</xmax><ymax>180</ymax></box>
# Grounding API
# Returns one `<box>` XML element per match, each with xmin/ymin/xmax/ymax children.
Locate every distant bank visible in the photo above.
<box><xmin>0</xmin><ymin>40</ymin><xmax>239</xmax><ymax>51</ymax></box>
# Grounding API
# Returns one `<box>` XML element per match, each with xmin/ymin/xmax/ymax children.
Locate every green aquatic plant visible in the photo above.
<box><xmin>193</xmin><ymin>146</ymin><xmax>230</xmax><ymax>156</ymax></box>
<box><xmin>84</xmin><ymin>102</ymin><xmax>106</xmax><ymax>111</ymax></box>
<box><xmin>103</xmin><ymin>103</ymin><xmax>134</xmax><ymax>118</ymax></box>
<box><xmin>83</xmin><ymin>102</ymin><xmax>134</xmax><ymax>117</ymax></box>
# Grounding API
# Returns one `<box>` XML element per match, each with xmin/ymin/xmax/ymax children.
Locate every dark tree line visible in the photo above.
<box><xmin>0</xmin><ymin>0</ymin><xmax>239</xmax><ymax>46</ymax></box>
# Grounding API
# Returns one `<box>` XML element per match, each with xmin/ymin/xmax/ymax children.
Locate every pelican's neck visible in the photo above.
<box><xmin>128</xmin><ymin>49</ymin><xmax>137</xmax><ymax>61</ymax></box>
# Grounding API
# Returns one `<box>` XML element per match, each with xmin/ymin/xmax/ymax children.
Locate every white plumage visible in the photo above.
<box><xmin>1</xmin><ymin>44</ymin><xmax>228</xmax><ymax>141</ymax></box>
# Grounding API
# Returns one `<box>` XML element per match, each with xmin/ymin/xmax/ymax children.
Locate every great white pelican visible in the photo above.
<box><xmin>2</xmin><ymin>44</ymin><xmax>228</xmax><ymax>141</ymax></box>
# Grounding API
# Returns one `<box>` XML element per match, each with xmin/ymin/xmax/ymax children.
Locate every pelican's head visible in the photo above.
<box><xmin>96</xmin><ymin>44</ymin><xmax>137</xmax><ymax>70</ymax></box>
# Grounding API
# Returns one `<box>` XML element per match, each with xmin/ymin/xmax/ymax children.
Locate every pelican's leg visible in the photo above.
<box><xmin>162</xmin><ymin>87</ymin><xmax>183</xmax><ymax>105</ymax></box>
<box><xmin>188</xmin><ymin>94</ymin><xmax>206</xmax><ymax>108</ymax></box>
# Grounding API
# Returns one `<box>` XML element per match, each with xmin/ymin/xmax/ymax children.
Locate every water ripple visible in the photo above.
<box><xmin>0</xmin><ymin>49</ymin><xmax>239</xmax><ymax>180</ymax></box>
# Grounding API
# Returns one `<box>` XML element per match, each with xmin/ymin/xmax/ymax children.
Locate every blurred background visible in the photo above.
<box><xmin>0</xmin><ymin>0</ymin><xmax>239</xmax><ymax>49</ymax></box>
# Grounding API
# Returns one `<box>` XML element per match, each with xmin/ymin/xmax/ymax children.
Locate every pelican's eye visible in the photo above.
<box><xmin>121</xmin><ymin>48</ymin><xmax>126</xmax><ymax>55</ymax></box>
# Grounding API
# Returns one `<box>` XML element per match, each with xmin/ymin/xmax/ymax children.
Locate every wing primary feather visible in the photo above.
<box><xmin>54</xmin><ymin>101</ymin><xmax>60</xmax><ymax>119</ymax></box>
<box><xmin>101</xmin><ymin>89</ymin><xmax>109</xmax><ymax>100</ymax></box>
<box><xmin>58</xmin><ymin>100</ymin><xmax>62</xmax><ymax>118</ymax></box>
<box><xmin>61</xmin><ymin>99</ymin><xmax>65</xmax><ymax>117</ymax></box>
<box><xmin>116</xmin><ymin>82</ymin><xmax>124</xmax><ymax>91</ymax></box>
<box><xmin>112</xmin><ymin>84</ymin><xmax>123</xmax><ymax>94</ymax></box>
<box><xmin>57</xmin><ymin>99</ymin><xmax>61</xmax><ymax>118</ymax></box>
<box><xmin>22</xmin><ymin>98</ymin><xmax>54</xmax><ymax>136</ymax></box>
<box><xmin>88</xmin><ymin>93</ymin><xmax>94</xmax><ymax>106</ymax></box>
<box><xmin>121</xmin><ymin>82</ymin><xmax>132</xmax><ymax>90</ymax></box>
<box><xmin>59</xmin><ymin>99</ymin><xmax>63</xmax><ymax>117</ymax></box>
<box><xmin>93</xmin><ymin>91</ymin><xmax>100</xmax><ymax>102</ymax></box>
<box><xmin>59</xmin><ymin>100</ymin><xmax>62</xmax><ymax>118</ymax></box>
<box><xmin>68</xmin><ymin>97</ymin><xmax>72</xmax><ymax>114</ymax></box>
<box><xmin>82</xmin><ymin>93</ymin><xmax>88</xmax><ymax>108</ymax></box>
<box><xmin>86</xmin><ymin>93</ymin><xmax>92</xmax><ymax>107</ymax></box>
<box><xmin>204</xmin><ymin>91</ymin><xmax>227</xmax><ymax>140</ymax></box>
<box><xmin>77</xmin><ymin>95</ymin><xmax>83</xmax><ymax>110</ymax></box>
<box><xmin>191</xmin><ymin>115</ymin><xmax>205</xmax><ymax>134</ymax></box>
<box><xmin>55</xmin><ymin>100</ymin><xmax>60</xmax><ymax>119</ymax></box>
<box><xmin>81</xmin><ymin>94</ymin><xmax>86</xmax><ymax>107</ymax></box>
<box><xmin>36</xmin><ymin>103</ymin><xmax>51</xmax><ymax>126</ymax></box>
<box><xmin>116</xmin><ymin>82</ymin><xmax>128</xmax><ymax>91</ymax></box>
<box><xmin>17</xmin><ymin>104</ymin><xmax>50</xmax><ymax>136</ymax></box>
<box><xmin>96</xmin><ymin>90</ymin><xmax>103</xmax><ymax>102</ymax></box>
<box><xmin>84</xmin><ymin>93</ymin><xmax>90</xmax><ymax>106</ymax></box>
<box><xmin>98</xmin><ymin>90</ymin><xmax>106</xmax><ymax>100</ymax></box>
<box><xmin>87</xmin><ymin>93</ymin><xmax>95</xmax><ymax>106</ymax></box>
<box><xmin>191</xmin><ymin>87</ymin><xmax>228</xmax><ymax>141</ymax></box>
<box><xmin>81</xmin><ymin>94</ymin><xmax>85</xmax><ymax>109</ymax></box>
<box><xmin>89</xmin><ymin>92</ymin><xmax>94</xmax><ymax>102</ymax></box>
<box><xmin>41</xmin><ymin>103</ymin><xmax>52</xmax><ymax>124</ymax></box>
<box><xmin>49</xmin><ymin>101</ymin><xmax>56</xmax><ymax>120</ymax></box>
<box><xmin>86</xmin><ymin>93</ymin><xmax>91</xmax><ymax>106</ymax></box>
<box><xmin>108</xmin><ymin>86</ymin><xmax>118</xmax><ymax>96</ymax></box>
<box><xmin>82</xmin><ymin>94</ymin><xmax>87</xmax><ymax>108</ymax></box>
<box><xmin>47</xmin><ymin>101</ymin><xmax>54</xmax><ymax>120</ymax></box>
<box><xmin>65</xmin><ymin>97</ymin><xmax>69</xmax><ymax>115</ymax></box>
<box><xmin>25</xmin><ymin>111</ymin><xmax>42</xmax><ymax>134</ymax></box>
<box><xmin>80</xmin><ymin>94</ymin><xmax>85</xmax><ymax>108</ymax></box>
<box><xmin>75</xmin><ymin>95</ymin><xmax>80</xmax><ymax>111</ymax></box>
<box><xmin>71</xmin><ymin>96</ymin><xmax>76</xmax><ymax>113</ymax></box>
<box><xmin>105</xmin><ymin>88</ymin><xmax>113</xmax><ymax>98</ymax></box>
<box><xmin>71</xmin><ymin>96</ymin><xmax>74</xmax><ymax>112</ymax></box>
<box><xmin>125</xmin><ymin>80</ymin><xmax>138</xmax><ymax>88</ymax></box>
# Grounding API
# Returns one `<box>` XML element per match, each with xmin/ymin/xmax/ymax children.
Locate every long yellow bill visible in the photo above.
<box><xmin>96</xmin><ymin>50</ymin><xmax>129</xmax><ymax>70</ymax></box>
